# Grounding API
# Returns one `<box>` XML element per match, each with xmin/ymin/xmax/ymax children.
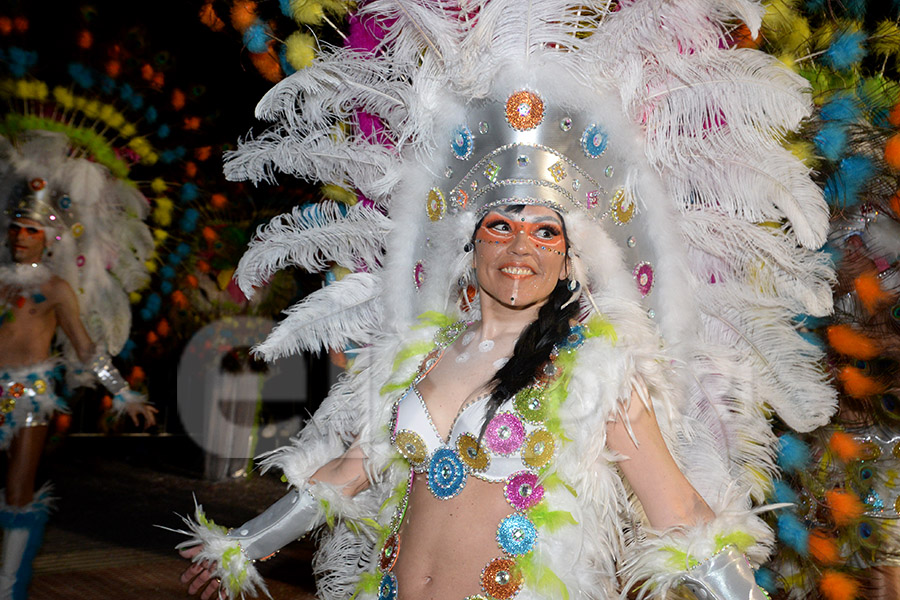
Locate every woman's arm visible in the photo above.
<box><xmin>605</xmin><ymin>386</ymin><xmax>714</xmax><ymax>529</ymax></box>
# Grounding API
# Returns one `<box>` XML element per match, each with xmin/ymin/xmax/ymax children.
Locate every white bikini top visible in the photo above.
<box><xmin>390</xmin><ymin>351</ymin><xmax>556</xmax><ymax>496</ymax></box>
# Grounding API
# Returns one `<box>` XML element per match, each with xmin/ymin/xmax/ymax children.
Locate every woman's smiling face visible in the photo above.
<box><xmin>473</xmin><ymin>204</ymin><xmax>568</xmax><ymax>309</ymax></box>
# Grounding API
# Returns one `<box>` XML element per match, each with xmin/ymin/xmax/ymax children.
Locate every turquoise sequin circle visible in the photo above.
<box><xmin>377</xmin><ymin>573</ymin><xmax>397</xmax><ymax>600</ymax></box>
<box><xmin>428</xmin><ymin>447</ymin><xmax>467</xmax><ymax>499</ymax></box>
<box><xmin>580</xmin><ymin>123</ymin><xmax>608</xmax><ymax>158</ymax></box>
<box><xmin>451</xmin><ymin>125</ymin><xmax>475</xmax><ymax>160</ymax></box>
<box><xmin>496</xmin><ymin>514</ymin><xmax>537</xmax><ymax>556</ymax></box>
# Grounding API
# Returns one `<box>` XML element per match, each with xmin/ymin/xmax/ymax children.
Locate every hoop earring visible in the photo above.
<box><xmin>567</xmin><ymin>278</ymin><xmax>578</xmax><ymax>292</ymax></box>
<box><xmin>463</xmin><ymin>241</ymin><xmax>474</xmax><ymax>253</ymax></box>
<box><xmin>561</xmin><ymin>279</ymin><xmax>581</xmax><ymax>309</ymax></box>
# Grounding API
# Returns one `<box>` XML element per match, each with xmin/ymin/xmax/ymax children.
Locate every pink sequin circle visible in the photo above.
<box><xmin>504</xmin><ymin>471</ymin><xmax>544</xmax><ymax>512</ymax></box>
<box><xmin>633</xmin><ymin>262</ymin><xmax>654</xmax><ymax>297</ymax></box>
<box><xmin>485</xmin><ymin>412</ymin><xmax>525</xmax><ymax>455</ymax></box>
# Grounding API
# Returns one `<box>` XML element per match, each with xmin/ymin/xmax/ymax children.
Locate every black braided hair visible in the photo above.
<box><xmin>470</xmin><ymin>205</ymin><xmax>578</xmax><ymax>437</ymax></box>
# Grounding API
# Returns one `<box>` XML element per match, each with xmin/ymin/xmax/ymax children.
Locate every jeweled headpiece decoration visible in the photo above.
<box><xmin>8</xmin><ymin>177</ymin><xmax>76</xmax><ymax>233</ymax></box>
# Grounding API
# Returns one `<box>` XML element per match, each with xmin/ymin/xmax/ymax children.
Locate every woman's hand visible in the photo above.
<box><xmin>123</xmin><ymin>400</ymin><xmax>158</xmax><ymax>429</ymax></box>
<box><xmin>179</xmin><ymin>545</ymin><xmax>225</xmax><ymax>600</ymax></box>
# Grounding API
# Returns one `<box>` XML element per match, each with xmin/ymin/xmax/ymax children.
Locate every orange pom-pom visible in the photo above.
<box><xmin>76</xmin><ymin>29</ymin><xmax>93</xmax><ymax>49</ymax></box>
<box><xmin>151</xmin><ymin>72</ymin><xmax>165</xmax><ymax>90</ymax></box>
<box><xmin>12</xmin><ymin>16</ymin><xmax>27</xmax><ymax>33</ymax></box>
<box><xmin>184</xmin><ymin>161</ymin><xmax>198</xmax><ymax>178</ymax></box>
<box><xmin>141</xmin><ymin>63</ymin><xmax>154</xmax><ymax>81</ymax></box>
<box><xmin>105</xmin><ymin>59</ymin><xmax>121</xmax><ymax>78</ymax></box>
<box><xmin>250</xmin><ymin>45</ymin><xmax>283</xmax><ymax>83</ymax></box>
<box><xmin>828</xmin><ymin>431</ymin><xmax>863</xmax><ymax>462</ymax></box>
<box><xmin>825</xmin><ymin>489</ymin><xmax>865</xmax><ymax>526</ymax></box>
<box><xmin>54</xmin><ymin>413</ymin><xmax>72</xmax><ymax>434</ymax></box>
<box><xmin>230</xmin><ymin>0</ymin><xmax>257</xmax><ymax>33</ymax></box>
<box><xmin>731</xmin><ymin>23</ymin><xmax>761</xmax><ymax>49</ymax></box>
<box><xmin>199</xmin><ymin>2</ymin><xmax>225</xmax><ymax>32</ymax></box>
<box><xmin>853</xmin><ymin>271</ymin><xmax>891</xmax><ymax>315</ymax></box>
<box><xmin>196</xmin><ymin>260</ymin><xmax>210</xmax><ymax>273</ymax></box>
<box><xmin>202</xmin><ymin>226</ymin><xmax>218</xmax><ymax>243</ymax></box>
<box><xmin>819</xmin><ymin>570</ymin><xmax>860</xmax><ymax>600</ymax></box>
<box><xmin>157</xmin><ymin>319</ymin><xmax>171</xmax><ymax>338</ymax></box>
<box><xmin>100</xmin><ymin>395</ymin><xmax>113</xmax><ymax>412</ymax></box>
<box><xmin>185</xmin><ymin>275</ymin><xmax>199</xmax><ymax>289</ymax></box>
<box><xmin>0</xmin><ymin>17</ymin><xmax>11</xmax><ymax>36</ymax></box>
<box><xmin>171</xmin><ymin>289</ymin><xmax>189</xmax><ymax>309</ymax></box>
<box><xmin>890</xmin><ymin>102</ymin><xmax>900</xmax><ymax>127</ymax></box>
<box><xmin>183</xmin><ymin>116</ymin><xmax>202</xmax><ymax>131</ymax></box>
<box><xmin>826</xmin><ymin>324</ymin><xmax>880</xmax><ymax>359</ymax></box>
<box><xmin>210</xmin><ymin>193</ymin><xmax>228</xmax><ymax>209</ymax></box>
<box><xmin>886</xmin><ymin>134</ymin><xmax>900</xmax><ymax>170</ymax></box>
<box><xmin>146</xmin><ymin>331</ymin><xmax>159</xmax><ymax>345</ymax></box>
<box><xmin>171</xmin><ymin>88</ymin><xmax>186</xmax><ymax>111</ymax></box>
<box><xmin>128</xmin><ymin>366</ymin><xmax>146</xmax><ymax>387</ymax></box>
<box><xmin>809</xmin><ymin>530</ymin><xmax>843</xmax><ymax>566</ymax></box>
<box><xmin>837</xmin><ymin>365</ymin><xmax>884</xmax><ymax>398</ymax></box>
<box><xmin>194</xmin><ymin>146</ymin><xmax>212</xmax><ymax>161</ymax></box>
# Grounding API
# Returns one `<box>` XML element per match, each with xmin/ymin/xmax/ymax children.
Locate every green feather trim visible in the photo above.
<box><xmin>518</xmin><ymin>554</ymin><xmax>570</xmax><ymax>600</ymax></box>
<box><xmin>380</xmin><ymin>376</ymin><xmax>416</xmax><ymax>395</ymax></box>
<box><xmin>585</xmin><ymin>314</ymin><xmax>617</xmax><ymax>342</ymax></box>
<box><xmin>356</xmin><ymin>571</ymin><xmax>382</xmax><ymax>595</ymax></box>
<box><xmin>529</xmin><ymin>505</ymin><xmax>578</xmax><ymax>532</ymax></box>
<box><xmin>661</xmin><ymin>546</ymin><xmax>700</xmax><ymax>570</ymax></box>
<box><xmin>414</xmin><ymin>311</ymin><xmax>455</xmax><ymax>329</ymax></box>
<box><xmin>392</xmin><ymin>341</ymin><xmax>433</xmax><ymax>371</ymax></box>
<box><xmin>715</xmin><ymin>531</ymin><xmax>755</xmax><ymax>553</ymax></box>
<box><xmin>221</xmin><ymin>546</ymin><xmax>249</xmax><ymax>592</ymax></box>
<box><xmin>321</xmin><ymin>499</ymin><xmax>336</xmax><ymax>529</ymax></box>
<box><xmin>197</xmin><ymin>511</ymin><xmax>228</xmax><ymax>535</ymax></box>
<box><xmin>540</xmin><ymin>472</ymin><xmax>577</xmax><ymax>497</ymax></box>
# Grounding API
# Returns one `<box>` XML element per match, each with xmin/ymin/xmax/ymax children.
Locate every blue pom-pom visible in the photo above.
<box><xmin>755</xmin><ymin>568</ymin><xmax>778</xmax><ymax>595</ymax></box>
<box><xmin>814</xmin><ymin>122</ymin><xmax>848</xmax><ymax>162</ymax></box>
<box><xmin>824</xmin><ymin>30</ymin><xmax>866</xmax><ymax>71</ymax></box>
<box><xmin>279</xmin><ymin>44</ymin><xmax>296</xmax><ymax>77</ymax></box>
<box><xmin>119</xmin><ymin>83</ymin><xmax>134</xmax><ymax>102</ymax></box>
<box><xmin>772</xmin><ymin>480</ymin><xmax>800</xmax><ymax>505</ymax></box>
<box><xmin>278</xmin><ymin>0</ymin><xmax>293</xmax><ymax>17</ymax></box>
<box><xmin>167</xmin><ymin>253</ymin><xmax>183</xmax><ymax>266</ymax></box>
<box><xmin>130</xmin><ymin>94</ymin><xmax>144</xmax><ymax>110</ymax></box>
<box><xmin>176</xmin><ymin>242</ymin><xmax>192</xmax><ymax>257</ymax></box>
<box><xmin>157</xmin><ymin>124</ymin><xmax>171</xmax><ymax>139</ymax></box>
<box><xmin>146</xmin><ymin>293</ymin><xmax>162</xmax><ymax>311</ymax></box>
<box><xmin>100</xmin><ymin>76</ymin><xmax>117</xmax><ymax>94</ymax></box>
<box><xmin>820</xmin><ymin>94</ymin><xmax>860</xmax><ymax>122</ymax></box>
<box><xmin>243</xmin><ymin>21</ymin><xmax>271</xmax><ymax>54</ymax></box>
<box><xmin>776</xmin><ymin>512</ymin><xmax>809</xmax><ymax>555</ymax></box>
<box><xmin>8</xmin><ymin>48</ymin><xmax>38</xmax><ymax>78</ymax></box>
<box><xmin>777</xmin><ymin>434</ymin><xmax>811</xmax><ymax>473</ymax></box>
<box><xmin>160</xmin><ymin>265</ymin><xmax>176</xmax><ymax>279</ymax></box>
<box><xmin>824</xmin><ymin>154</ymin><xmax>875</xmax><ymax>207</ymax></box>
<box><xmin>67</xmin><ymin>62</ymin><xmax>95</xmax><ymax>89</ymax></box>
<box><xmin>174</xmin><ymin>146</ymin><xmax>187</xmax><ymax>159</ymax></box>
<box><xmin>180</xmin><ymin>208</ymin><xmax>200</xmax><ymax>233</ymax></box>
<box><xmin>145</xmin><ymin>106</ymin><xmax>158</xmax><ymax>124</ymax></box>
<box><xmin>139</xmin><ymin>308</ymin><xmax>152</xmax><ymax>321</ymax></box>
<box><xmin>161</xmin><ymin>281</ymin><xmax>174</xmax><ymax>294</ymax></box>
<box><xmin>181</xmin><ymin>183</ymin><xmax>200</xmax><ymax>202</ymax></box>
<box><xmin>117</xmin><ymin>339</ymin><xmax>136</xmax><ymax>361</ymax></box>
<box><xmin>159</xmin><ymin>150</ymin><xmax>177</xmax><ymax>164</ymax></box>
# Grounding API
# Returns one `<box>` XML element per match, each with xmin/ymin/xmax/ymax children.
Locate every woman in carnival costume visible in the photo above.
<box><xmin>177</xmin><ymin>1</ymin><xmax>838</xmax><ymax>598</ymax></box>
<box><xmin>0</xmin><ymin>131</ymin><xmax>156</xmax><ymax>599</ymax></box>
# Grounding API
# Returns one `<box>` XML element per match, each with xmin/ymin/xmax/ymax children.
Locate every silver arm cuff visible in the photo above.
<box><xmin>681</xmin><ymin>547</ymin><xmax>770</xmax><ymax>600</ymax></box>
<box><xmin>226</xmin><ymin>488</ymin><xmax>321</xmax><ymax>561</ymax></box>
<box><xmin>89</xmin><ymin>354</ymin><xmax>128</xmax><ymax>396</ymax></box>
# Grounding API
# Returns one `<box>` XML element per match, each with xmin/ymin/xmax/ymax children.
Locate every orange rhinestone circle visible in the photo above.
<box><xmin>481</xmin><ymin>557</ymin><xmax>522</xmax><ymax>599</ymax></box>
<box><xmin>505</xmin><ymin>91</ymin><xmax>544</xmax><ymax>132</ymax></box>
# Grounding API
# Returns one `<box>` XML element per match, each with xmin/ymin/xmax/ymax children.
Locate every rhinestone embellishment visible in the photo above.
<box><xmin>457</xmin><ymin>433</ymin><xmax>490</xmax><ymax>471</ymax></box>
<box><xmin>395</xmin><ymin>430</ymin><xmax>427</xmax><ymax>466</ymax></box>
<box><xmin>377</xmin><ymin>572</ymin><xmax>397</xmax><ymax>600</ymax></box>
<box><xmin>586</xmin><ymin>189</ymin><xmax>601</xmax><ymax>209</ymax></box>
<box><xmin>484</xmin><ymin>161</ymin><xmax>502</xmax><ymax>183</ymax></box>
<box><xmin>633</xmin><ymin>262</ymin><xmax>654</xmax><ymax>297</ymax></box>
<box><xmin>580</xmin><ymin>123</ymin><xmax>608</xmax><ymax>158</ymax></box>
<box><xmin>426</xmin><ymin>188</ymin><xmax>446</xmax><ymax>221</ymax></box>
<box><xmin>560</xmin><ymin>117</ymin><xmax>573</xmax><ymax>131</ymax></box>
<box><xmin>496</xmin><ymin>514</ymin><xmax>538</xmax><ymax>556</ymax></box>
<box><xmin>505</xmin><ymin>471</ymin><xmax>544</xmax><ymax>511</ymax></box>
<box><xmin>611</xmin><ymin>188</ymin><xmax>634</xmax><ymax>225</ymax></box>
<box><xmin>481</xmin><ymin>557</ymin><xmax>522</xmax><ymax>599</ymax></box>
<box><xmin>379</xmin><ymin>533</ymin><xmax>400</xmax><ymax>572</ymax></box>
<box><xmin>523</xmin><ymin>429</ymin><xmax>555</xmax><ymax>469</ymax></box>
<box><xmin>413</xmin><ymin>261</ymin><xmax>426</xmax><ymax>291</ymax></box>
<box><xmin>485</xmin><ymin>413</ymin><xmax>526</xmax><ymax>455</ymax></box>
<box><xmin>513</xmin><ymin>388</ymin><xmax>546</xmax><ymax>424</ymax></box>
<box><xmin>451</xmin><ymin>125</ymin><xmax>475</xmax><ymax>160</ymax></box>
<box><xmin>428</xmin><ymin>447</ymin><xmax>467</xmax><ymax>499</ymax></box>
<box><xmin>505</xmin><ymin>90</ymin><xmax>544</xmax><ymax>131</ymax></box>
<box><xmin>548</xmin><ymin>160</ymin><xmax>567</xmax><ymax>183</ymax></box>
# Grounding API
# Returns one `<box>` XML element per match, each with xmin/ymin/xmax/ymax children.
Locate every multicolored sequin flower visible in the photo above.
<box><xmin>485</xmin><ymin>412</ymin><xmax>526</xmax><ymax>455</ymax></box>
<box><xmin>505</xmin><ymin>90</ymin><xmax>544</xmax><ymax>131</ymax></box>
<box><xmin>513</xmin><ymin>387</ymin><xmax>546</xmax><ymax>424</ymax></box>
<box><xmin>496</xmin><ymin>514</ymin><xmax>538</xmax><ymax>556</ymax></box>
<box><xmin>428</xmin><ymin>447</ymin><xmax>467</xmax><ymax>499</ymax></box>
<box><xmin>504</xmin><ymin>471</ymin><xmax>544</xmax><ymax>511</ymax></box>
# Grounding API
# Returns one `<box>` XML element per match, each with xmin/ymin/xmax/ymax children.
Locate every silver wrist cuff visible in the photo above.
<box><xmin>681</xmin><ymin>547</ymin><xmax>769</xmax><ymax>600</ymax></box>
<box><xmin>226</xmin><ymin>488</ymin><xmax>321</xmax><ymax>561</ymax></box>
<box><xmin>89</xmin><ymin>354</ymin><xmax>128</xmax><ymax>396</ymax></box>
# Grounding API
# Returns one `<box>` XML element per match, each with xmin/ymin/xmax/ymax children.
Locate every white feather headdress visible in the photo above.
<box><xmin>229</xmin><ymin>0</ymin><xmax>836</xmax><ymax>513</ymax></box>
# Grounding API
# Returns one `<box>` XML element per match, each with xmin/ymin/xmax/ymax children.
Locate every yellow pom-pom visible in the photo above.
<box><xmin>106</xmin><ymin>111</ymin><xmax>125</xmax><ymax>130</ymax></box>
<box><xmin>871</xmin><ymin>21</ymin><xmax>900</xmax><ymax>60</ymax></box>
<box><xmin>331</xmin><ymin>265</ymin><xmax>352</xmax><ymax>281</ymax></box>
<box><xmin>217</xmin><ymin>268</ymin><xmax>235</xmax><ymax>291</ymax></box>
<box><xmin>151</xmin><ymin>178</ymin><xmax>168</xmax><ymax>193</ymax></box>
<box><xmin>286</xmin><ymin>31</ymin><xmax>317</xmax><ymax>69</ymax></box>
<box><xmin>318</xmin><ymin>0</ymin><xmax>349</xmax><ymax>15</ymax></box>
<box><xmin>145</xmin><ymin>260</ymin><xmax>158</xmax><ymax>274</ymax></box>
<box><xmin>120</xmin><ymin>123</ymin><xmax>137</xmax><ymax>138</ymax></box>
<box><xmin>82</xmin><ymin>100</ymin><xmax>101</xmax><ymax>119</ymax></box>
<box><xmin>153</xmin><ymin>228</ymin><xmax>169</xmax><ymax>243</ymax></box>
<box><xmin>129</xmin><ymin>291</ymin><xmax>142</xmax><ymax>304</ymax></box>
<box><xmin>290</xmin><ymin>0</ymin><xmax>324</xmax><ymax>24</ymax></box>
<box><xmin>322</xmin><ymin>184</ymin><xmax>357</xmax><ymax>205</ymax></box>
<box><xmin>52</xmin><ymin>86</ymin><xmax>74</xmax><ymax>108</ymax></box>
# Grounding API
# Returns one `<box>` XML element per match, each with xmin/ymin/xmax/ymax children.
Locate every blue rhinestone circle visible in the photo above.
<box><xmin>377</xmin><ymin>573</ymin><xmax>397</xmax><ymax>600</ymax></box>
<box><xmin>580</xmin><ymin>123</ymin><xmax>608</xmax><ymax>158</ymax></box>
<box><xmin>428</xmin><ymin>447</ymin><xmax>467</xmax><ymax>499</ymax></box>
<box><xmin>451</xmin><ymin>125</ymin><xmax>475</xmax><ymax>160</ymax></box>
<box><xmin>496</xmin><ymin>514</ymin><xmax>537</xmax><ymax>556</ymax></box>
